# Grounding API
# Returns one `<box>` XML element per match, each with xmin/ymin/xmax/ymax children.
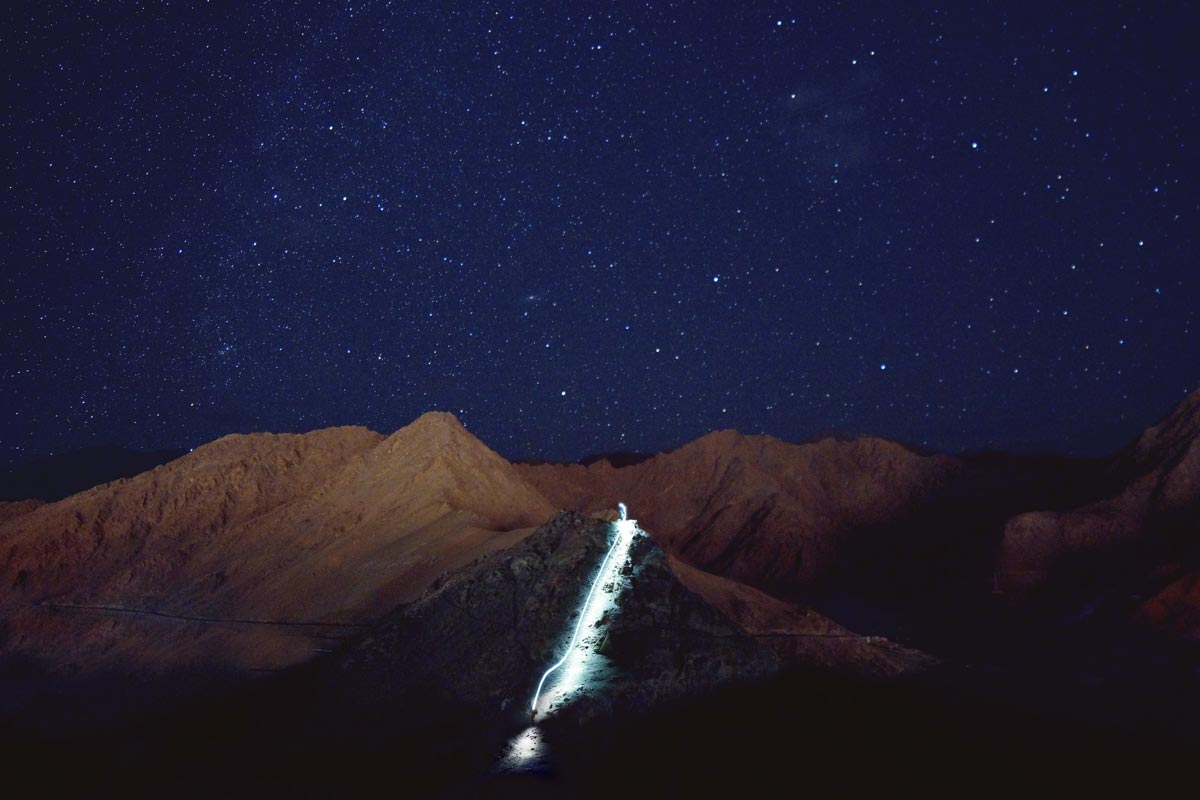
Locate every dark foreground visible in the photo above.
<box><xmin>3</xmin><ymin>646</ymin><xmax>1198</xmax><ymax>800</ymax></box>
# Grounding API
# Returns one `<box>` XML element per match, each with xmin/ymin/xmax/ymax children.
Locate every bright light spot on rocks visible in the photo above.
<box><xmin>500</xmin><ymin>725</ymin><xmax>546</xmax><ymax>770</ymax></box>
<box><xmin>496</xmin><ymin>724</ymin><xmax>549</xmax><ymax>777</ymax></box>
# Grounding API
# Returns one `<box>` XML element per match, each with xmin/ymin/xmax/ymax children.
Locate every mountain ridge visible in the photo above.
<box><xmin>2</xmin><ymin>388</ymin><xmax>1197</xmax><ymax>681</ymax></box>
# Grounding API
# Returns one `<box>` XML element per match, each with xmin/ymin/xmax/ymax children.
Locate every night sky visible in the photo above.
<box><xmin>3</xmin><ymin>2</ymin><xmax>1197</xmax><ymax>467</ymax></box>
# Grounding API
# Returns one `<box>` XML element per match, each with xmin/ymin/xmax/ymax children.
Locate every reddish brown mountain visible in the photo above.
<box><xmin>0</xmin><ymin>413</ymin><xmax>553</xmax><ymax>671</ymax></box>
<box><xmin>518</xmin><ymin>430</ymin><xmax>961</xmax><ymax>599</ymax></box>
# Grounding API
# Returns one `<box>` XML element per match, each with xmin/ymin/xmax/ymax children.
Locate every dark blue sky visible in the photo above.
<box><xmin>3</xmin><ymin>1</ymin><xmax>1197</xmax><ymax>466</ymax></box>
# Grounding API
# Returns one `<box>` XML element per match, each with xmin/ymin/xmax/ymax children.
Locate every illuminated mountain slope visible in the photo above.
<box><xmin>0</xmin><ymin>413</ymin><xmax>552</xmax><ymax>672</ymax></box>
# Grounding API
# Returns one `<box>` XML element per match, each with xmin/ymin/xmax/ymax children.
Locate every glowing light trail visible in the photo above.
<box><xmin>530</xmin><ymin>512</ymin><xmax>638</xmax><ymax>715</ymax></box>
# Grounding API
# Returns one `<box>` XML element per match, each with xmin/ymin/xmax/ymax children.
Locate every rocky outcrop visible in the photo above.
<box><xmin>332</xmin><ymin>509</ymin><xmax>929</xmax><ymax>734</ymax></box>
<box><xmin>997</xmin><ymin>389</ymin><xmax>1200</xmax><ymax>600</ymax></box>
<box><xmin>1120</xmin><ymin>389</ymin><xmax>1200</xmax><ymax>478</ymax></box>
<box><xmin>0</xmin><ymin>413</ymin><xmax>553</xmax><ymax>672</ymax></box>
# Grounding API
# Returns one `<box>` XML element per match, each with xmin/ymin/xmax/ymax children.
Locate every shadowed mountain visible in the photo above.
<box><xmin>516</xmin><ymin>430</ymin><xmax>1118</xmax><ymax>648</ymax></box>
<box><xmin>0</xmin><ymin>446</ymin><xmax>188</xmax><ymax>502</ymax></box>
<box><xmin>999</xmin><ymin>388</ymin><xmax>1200</xmax><ymax>632</ymax></box>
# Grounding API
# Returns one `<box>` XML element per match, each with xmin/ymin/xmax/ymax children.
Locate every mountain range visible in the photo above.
<box><xmin>1</xmin><ymin>389</ymin><xmax>1198</xmax><ymax>795</ymax></box>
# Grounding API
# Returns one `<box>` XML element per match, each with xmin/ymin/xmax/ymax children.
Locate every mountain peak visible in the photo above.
<box><xmin>1127</xmin><ymin>385</ymin><xmax>1200</xmax><ymax>473</ymax></box>
<box><xmin>409</xmin><ymin>410</ymin><xmax>467</xmax><ymax>430</ymax></box>
<box><xmin>679</xmin><ymin>427</ymin><xmax>749</xmax><ymax>454</ymax></box>
<box><xmin>391</xmin><ymin>410</ymin><xmax>468</xmax><ymax>437</ymax></box>
<box><xmin>363</xmin><ymin>411</ymin><xmax>553</xmax><ymax>531</ymax></box>
<box><xmin>379</xmin><ymin>411</ymin><xmax>473</xmax><ymax>452</ymax></box>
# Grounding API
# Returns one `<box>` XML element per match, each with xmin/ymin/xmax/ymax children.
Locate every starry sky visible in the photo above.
<box><xmin>2</xmin><ymin>1</ymin><xmax>1198</xmax><ymax>466</ymax></box>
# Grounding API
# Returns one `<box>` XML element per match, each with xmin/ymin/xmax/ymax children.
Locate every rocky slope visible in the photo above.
<box><xmin>0</xmin><ymin>413</ymin><xmax>553</xmax><ymax>672</ymax></box>
<box><xmin>667</xmin><ymin>557</ymin><xmax>936</xmax><ymax>676</ymax></box>
<box><xmin>334</xmin><ymin>511</ymin><xmax>926</xmax><ymax>721</ymax></box>
<box><xmin>518</xmin><ymin>431</ymin><xmax>962</xmax><ymax>599</ymax></box>
<box><xmin>0</xmin><ymin>499</ymin><xmax>43</xmax><ymax>527</ymax></box>
<box><xmin>332</xmin><ymin>511</ymin><xmax>779</xmax><ymax>725</ymax></box>
<box><xmin>997</xmin><ymin>389</ymin><xmax>1200</xmax><ymax>621</ymax></box>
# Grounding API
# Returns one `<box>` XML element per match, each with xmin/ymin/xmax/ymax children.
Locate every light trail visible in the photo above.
<box><xmin>529</xmin><ymin>513</ymin><xmax>639</xmax><ymax>715</ymax></box>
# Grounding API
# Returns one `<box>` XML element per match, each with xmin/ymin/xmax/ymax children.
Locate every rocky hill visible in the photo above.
<box><xmin>332</xmin><ymin>512</ymin><xmax>779</xmax><ymax>725</ymax></box>
<box><xmin>332</xmin><ymin>511</ymin><xmax>928</xmax><ymax>722</ymax></box>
